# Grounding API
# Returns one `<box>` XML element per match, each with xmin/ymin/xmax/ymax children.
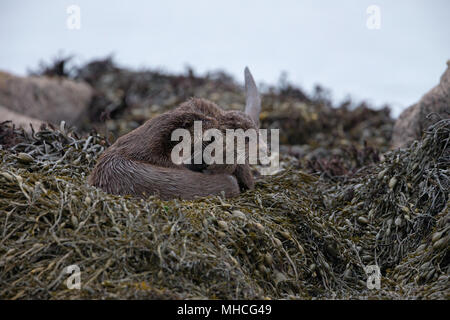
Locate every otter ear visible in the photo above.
<box><xmin>244</xmin><ymin>67</ymin><xmax>261</xmax><ymax>127</ymax></box>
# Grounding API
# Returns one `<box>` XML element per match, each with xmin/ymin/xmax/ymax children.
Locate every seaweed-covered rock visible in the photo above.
<box><xmin>392</xmin><ymin>61</ymin><xmax>450</xmax><ymax>149</ymax></box>
<box><xmin>1</xmin><ymin>57</ymin><xmax>445</xmax><ymax>300</ymax></box>
<box><xmin>0</xmin><ymin>118</ymin><xmax>447</xmax><ymax>299</ymax></box>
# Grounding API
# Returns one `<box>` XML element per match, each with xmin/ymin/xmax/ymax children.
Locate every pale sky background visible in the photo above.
<box><xmin>0</xmin><ymin>0</ymin><xmax>449</xmax><ymax>117</ymax></box>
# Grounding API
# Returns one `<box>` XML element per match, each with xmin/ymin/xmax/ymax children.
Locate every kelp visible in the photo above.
<box><xmin>0</xmin><ymin>118</ymin><xmax>448</xmax><ymax>299</ymax></box>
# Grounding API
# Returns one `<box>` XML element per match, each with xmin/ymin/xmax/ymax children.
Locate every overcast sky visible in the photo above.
<box><xmin>1</xmin><ymin>0</ymin><xmax>449</xmax><ymax>116</ymax></box>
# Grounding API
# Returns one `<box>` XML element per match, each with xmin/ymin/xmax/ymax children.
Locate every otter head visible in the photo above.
<box><xmin>185</xmin><ymin>67</ymin><xmax>264</xmax><ymax>175</ymax></box>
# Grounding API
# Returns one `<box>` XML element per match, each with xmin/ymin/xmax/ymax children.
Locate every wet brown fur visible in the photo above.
<box><xmin>88</xmin><ymin>98</ymin><xmax>257</xmax><ymax>200</ymax></box>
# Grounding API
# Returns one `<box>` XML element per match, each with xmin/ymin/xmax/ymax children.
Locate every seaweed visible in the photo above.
<box><xmin>0</xmin><ymin>118</ymin><xmax>448</xmax><ymax>299</ymax></box>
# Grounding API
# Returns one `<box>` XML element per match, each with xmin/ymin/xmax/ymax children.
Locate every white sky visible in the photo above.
<box><xmin>1</xmin><ymin>0</ymin><xmax>449</xmax><ymax>117</ymax></box>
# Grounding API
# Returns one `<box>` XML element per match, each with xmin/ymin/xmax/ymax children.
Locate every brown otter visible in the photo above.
<box><xmin>88</xmin><ymin>67</ymin><xmax>262</xmax><ymax>200</ymax></box>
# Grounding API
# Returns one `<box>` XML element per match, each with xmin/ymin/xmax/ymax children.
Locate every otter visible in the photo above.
<box><xmin>88</xmin><ymin>67</ymin><xmax>262</xmax><ymax>200</ymax></box>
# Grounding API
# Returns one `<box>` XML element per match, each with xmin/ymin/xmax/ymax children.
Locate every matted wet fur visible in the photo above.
<box><xmin>88</xmin><ymin>68</ymin><xmax>261</xmax><ymax>200</ymax></box>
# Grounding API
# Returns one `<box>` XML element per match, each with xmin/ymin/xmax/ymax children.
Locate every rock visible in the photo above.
<box><xmin>391</xmin><ymin>61</ymin><xmax>450</xmax><ymax>149</ymax></box>
<box><xmin>0</xmin><ymin>71</ymin><xmax>94</xmax><ymax>127</ymax></box>
<box><xmin>0</xmin><ymin>105</ymin><xmax>45</xmax><ymax>131</ymax></box>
